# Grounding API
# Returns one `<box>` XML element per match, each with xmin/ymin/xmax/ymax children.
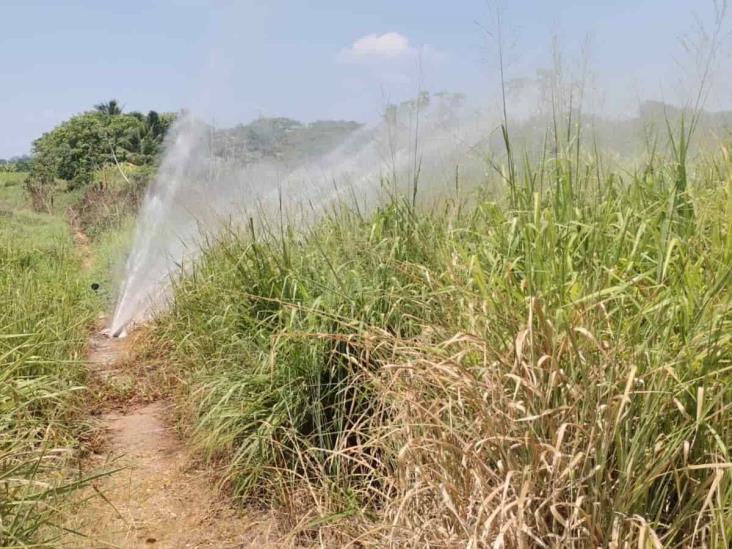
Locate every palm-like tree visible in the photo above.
<box><xmin>94</xmin><ymin>99</ymin><xmax>123</xmax><ymax>116</ymax></box>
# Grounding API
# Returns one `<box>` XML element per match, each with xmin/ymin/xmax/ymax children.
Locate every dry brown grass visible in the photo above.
<box><xmin>137</xmin><ymin>147</ymin><xmax>732</xmax><ymax>546</ymax></box>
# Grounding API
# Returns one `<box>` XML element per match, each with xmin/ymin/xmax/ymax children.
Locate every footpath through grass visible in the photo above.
<box><xmin>0</xmin><ymin>177</ymin><xmax>97</xmax><ymax>546</ymax></box>
<box><xmin>143</xmin><ymin>144</ymin><xmax>732</xmax><ymax>546</ymax></box>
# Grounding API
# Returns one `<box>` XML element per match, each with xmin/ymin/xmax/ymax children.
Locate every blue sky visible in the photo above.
<box><xmin>1</xmin><ymin>0</ymin><xmax>729</xmax><ymax>157</ymax></box>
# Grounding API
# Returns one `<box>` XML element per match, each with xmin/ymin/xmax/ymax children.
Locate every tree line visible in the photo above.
<box><xmin>0</xmin><ymin>155</ymin><xmax>32</xmax><ymax>172</ymax></box>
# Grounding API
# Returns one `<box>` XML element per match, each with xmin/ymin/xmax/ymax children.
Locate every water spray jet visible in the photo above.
<box><xmin>111</xmin><ymin>326</ymin><xmax>128</xmax><ymax>339</ymax></box>
<box><xmin>111</xmin><ymin>97</ymin><xmax>493</xmax><ymax>329</ymax></box>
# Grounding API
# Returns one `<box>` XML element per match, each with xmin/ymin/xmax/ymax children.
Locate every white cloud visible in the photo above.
<box><xmin>338</xmin><ymin>32</ymin><xmax>417</xmax><ymax>63</ymax></box>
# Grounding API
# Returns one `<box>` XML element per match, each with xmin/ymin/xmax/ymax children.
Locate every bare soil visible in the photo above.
<box><xmin>67</xmin><ymin>207</ymin><xmax>94</xmax><ymax>271</ymax></box>
<box><xmin>60</xmin><ymin>214</ymin><xmax>292</xmax><ymax>549</ymax></box>
<box><xmin>61</xmin><ymin>330</ymin><xmax>285</xmax><ymax>548</ymax></box>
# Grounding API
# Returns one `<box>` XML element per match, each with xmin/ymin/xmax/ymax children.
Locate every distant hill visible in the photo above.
<box><xmin>212</xmin><ymin>117</ymin><xmax>362</xmax><ymax>165</ymax></box>
<box><xmin>637</xmin><ymin>100</ymin><xmax>732</xmax><ymax>128</ymax></box>
<box><xmin>211</xmin><ymin>100</ymin><xmax>732</xmax><ymax>171</ymax></box>
<box><xmin>486</xmin><ymin>100</ymin><xmax>732</xmax><ymax>161</ymax></box>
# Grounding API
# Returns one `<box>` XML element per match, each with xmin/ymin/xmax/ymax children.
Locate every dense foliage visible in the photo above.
<box><xmin>29</xmin><ymin>100</ymin><xmax>175</xmax><ymax>188</ymax></box>
<box><xmin>143</xmin><ymin>135</ymin><xmax>732</xmax><ymax>546</ymax></box>
<box><xmin>0</xmin><ymin>181</ymin><xmax>96</xmax><ymax>546</ymax></box>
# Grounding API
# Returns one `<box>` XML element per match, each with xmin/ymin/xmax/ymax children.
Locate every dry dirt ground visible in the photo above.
<box><xmin>67</xmin><ymin>207</ymin><xmax>94</xmax><ymax>271</ymax></box>
<box><xmin>60</xmin><ymin>331</ymin><xmax>286</xmax><ymax>548</ymax></box>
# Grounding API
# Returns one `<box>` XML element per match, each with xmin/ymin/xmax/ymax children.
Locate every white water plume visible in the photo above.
<box><xmin>109</xmin><ymin>95</ymin><xmax>497</xmax><ymax>336</ymax></box>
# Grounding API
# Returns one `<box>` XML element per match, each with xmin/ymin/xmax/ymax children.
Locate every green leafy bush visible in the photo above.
<box><xmin>30</xmin><ymin>102</ymin><xmax>175</xmax><ymax>188</ymax></box>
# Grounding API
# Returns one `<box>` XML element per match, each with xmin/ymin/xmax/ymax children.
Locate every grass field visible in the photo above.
<box><xmin>0</xmin><ymin>172</ymin><xmax>30</xmax><ymax>211</ymax></box>
<box><xmin>140</xmin><ymin>136</ymin><xmax>732</xmax><ymax>546</ymax></box>
<box><xmin>0</xmin><ymin>176</ymin><xmax>99</xmax><ymax>546</ymax></box>
<box><xmin>2</xmin><ymin>120</ymin><xmax>732</xmax><ymax>546</ymax></box>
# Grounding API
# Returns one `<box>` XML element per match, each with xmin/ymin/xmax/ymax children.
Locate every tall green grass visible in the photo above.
<box><xmin>143</xmin><ymin>132</ymin><xmax>732</xmax><ymax>546</ymax></box>
<box><xmin>0</xmin><ymin>185</ymin><xmax>96</xmax><ymax>546</ymax></box>
<box><xmin>0</xmin><ymin>172</ymin><xmax>30</xmax><ymax>212</ymax></box>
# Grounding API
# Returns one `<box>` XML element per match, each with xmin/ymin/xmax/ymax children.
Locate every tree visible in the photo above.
<box><xmin>28</xmin><ymin>101</ymin><xmax>176</xmax><ymax>188</ymax></box>
<box><xmin>94</xmin><ymin>99</ymin><xmax>123</xmax><ymax>116</ymax></box>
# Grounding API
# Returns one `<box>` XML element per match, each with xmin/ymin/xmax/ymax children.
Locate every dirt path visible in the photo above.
<box><xmin>67</xmin><ymin>207</ymin><xmax>94</xmax><ymax>271</ymax></box>
<box><xmin>62</xmin><ymin>329</ymin><xmax>284</xmax><ymax>548</ymax></box>
<box><xmin>59</xmin><ymin>208</ymin><xmax>289</xmax><ymax>548</ymax></box>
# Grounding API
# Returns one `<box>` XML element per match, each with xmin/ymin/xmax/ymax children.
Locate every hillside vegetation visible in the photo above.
<box><xmin>213</xmin><ymin>118</ymin><xmax>362</xmax><ymax>164</ymax></box>
<box><xmin>140</xmin><ymin>132</ymin><xmax>732</xmax><ymax>546</ymax></box>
